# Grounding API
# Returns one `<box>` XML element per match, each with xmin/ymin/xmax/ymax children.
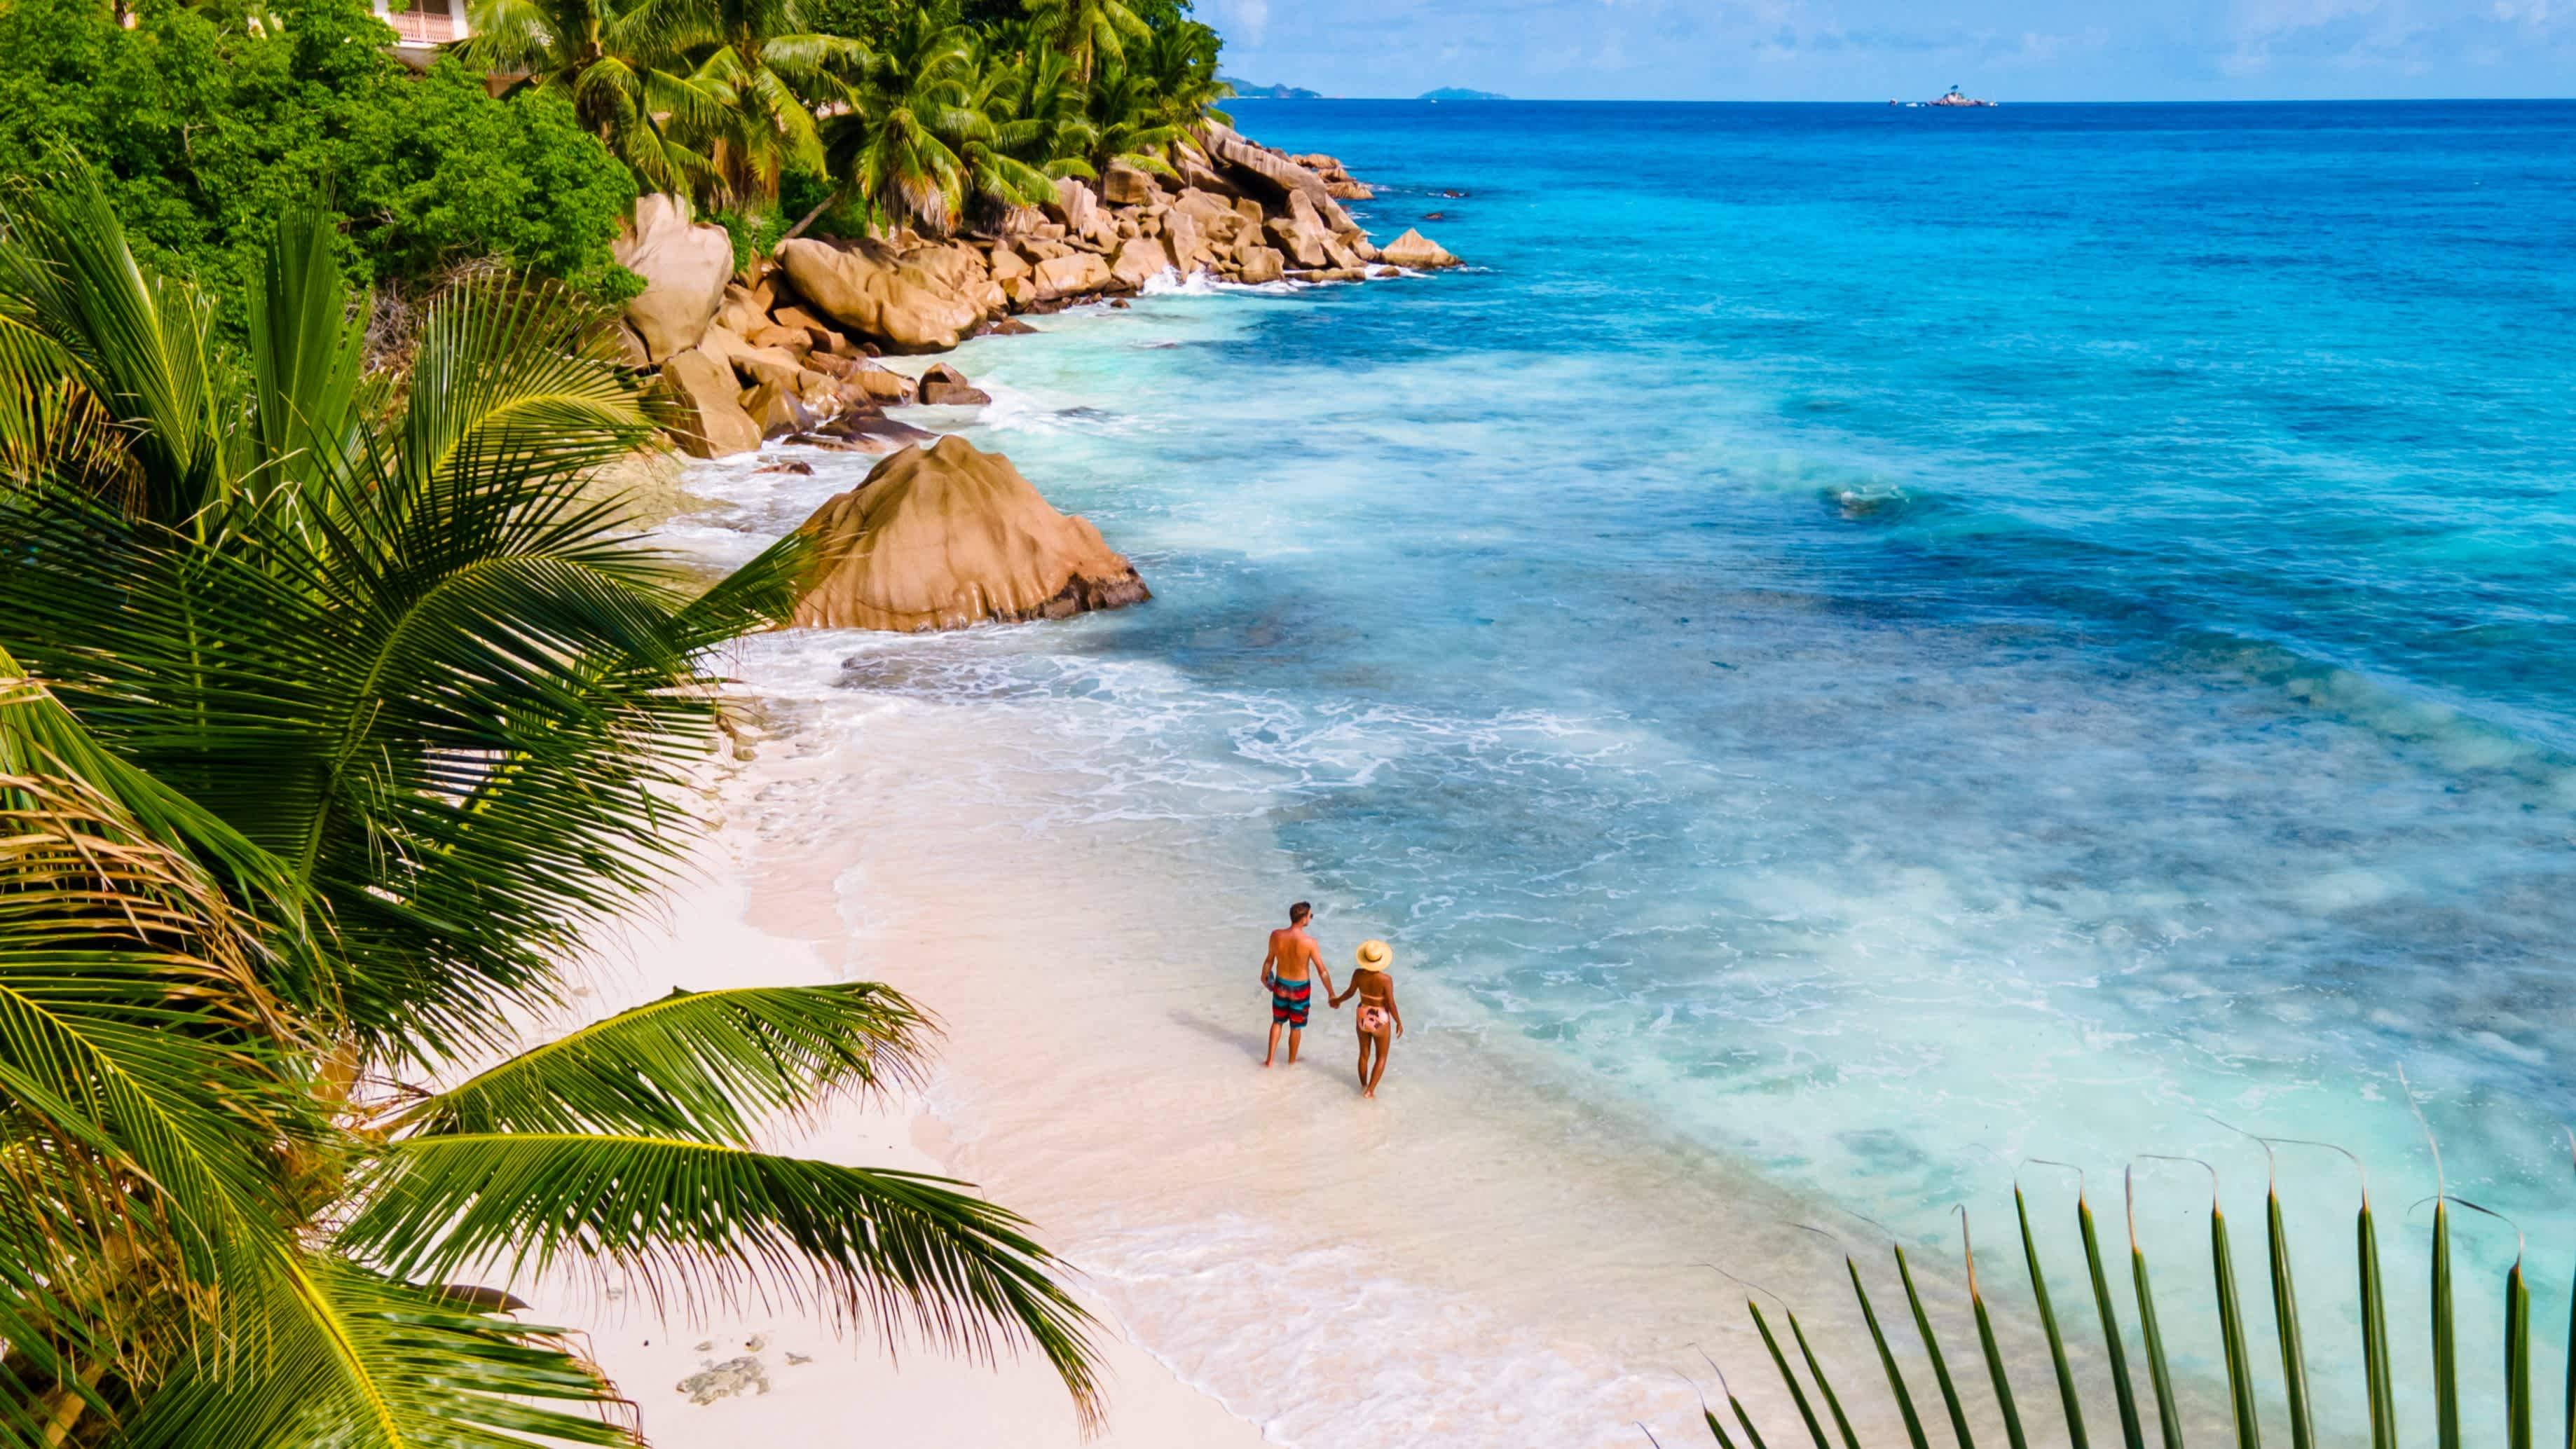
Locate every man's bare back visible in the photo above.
<box><xmin>1259</xmin><ymin>902</ymin><xmax>1334</xmax><ymax>1066</ymax></box>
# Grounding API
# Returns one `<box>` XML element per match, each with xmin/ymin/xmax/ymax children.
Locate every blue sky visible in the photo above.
<box><xmin>1201</xmin><ymin>0</ymin><xmax>2576</xmax><ymax>101</ymax></box>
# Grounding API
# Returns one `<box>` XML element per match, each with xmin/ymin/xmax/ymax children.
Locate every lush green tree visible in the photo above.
<box><xmin>1132</xmin><ymin>16</ymin><xmax>1228</xmax><ymax>130</ymax></box>
<box><xmin>0</xmin><ymin>174</ymin><xmax>1103</xmax><ymax>1448</ymax></box>
<box><xmin>1082</xmin><ymin>56</ymin><xmax>1181</xmax><ymax>179</ymax></box>
<box><xmin>0</xmin><ymin>0</ymin><xmax>639</xmax><ymax>327</ymax></box>
<box><xmin>814</xmin><ymin>12</ymin><xmax>973</xmax><ymax>231</ymax></box>
<box><xmin>984</xmin><ymin>30</ymin><xmax>1099</xmax><ymax>182</ymax></box>
<box><xmin>1022</xmin><ymin>0</ymin><xmax>1144</xmax><ymax>83</ymax></box>
<box><xmin>461</xmin><ymin>0</ymin><xmax>727</xmax><ymax>197</ymax></box>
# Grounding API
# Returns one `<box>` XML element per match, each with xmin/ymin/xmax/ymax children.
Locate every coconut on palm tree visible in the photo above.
<box><xmin>0</xmin><ymin>171</ymin><xmax>1102</xmax><ymax>1447</ymax></box>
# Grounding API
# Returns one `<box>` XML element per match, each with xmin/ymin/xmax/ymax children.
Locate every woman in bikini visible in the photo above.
<box><xmin>1329</xmin><ymin>939</ymin><xmax>1405</xmax><ymax>1098</ymax></box>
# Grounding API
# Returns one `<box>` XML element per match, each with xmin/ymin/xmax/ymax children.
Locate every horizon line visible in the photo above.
<box><xmin>1229</xmin><ymin>94</ymin><xmax>2576</xmax><ymax>106</ymax></box>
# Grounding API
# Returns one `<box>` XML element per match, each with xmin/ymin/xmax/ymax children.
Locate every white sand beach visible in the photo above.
<box><xmin>516</xmin><ymin>862</ymin><xmax>1266</xmax><ymax>1449</ymax></box>
<box><xmin>505</xmin><ymin>646</ymin><xmax>2056</xmax><ymax>1449</ymax></box>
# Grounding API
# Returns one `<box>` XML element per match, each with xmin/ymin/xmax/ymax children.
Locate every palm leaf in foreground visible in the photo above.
<box><xmin>119</xmin><ymin>1251</ymin><xmax>633</xmax><ymax>1449</ymax></box>
<box><xmin>1682</xmin><ymin>1143</ymin><xmax>2576</xmax><ymax>1449</ymax></box>
<box><xmin>341</xmin><ymin>1133</ymin><xmax>1104</xmax><ymax>1427</ymax></box>
<box><xmin>390</xmin><ymin>982</ymin><xmax>934</xmax><ymax>1142</ymax></box>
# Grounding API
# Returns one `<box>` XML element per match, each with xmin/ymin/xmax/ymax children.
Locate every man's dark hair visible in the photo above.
<box><xmin>1289</xmin><ymin>901</ymin><xmax>1312</xmax><ymax>923</ymax></box>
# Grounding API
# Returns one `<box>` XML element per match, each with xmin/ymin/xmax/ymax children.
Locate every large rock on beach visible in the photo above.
<box><xmin>1111</xmin><ymin>236</ymin><xmax>1169</xmax><ymax>289</ymax></box>
<box><xmin>1032</xmin><ymin>252</ymin><xmax>1113</xmax><ymax>300</ymax></box>
<box><xmin>615</xmin><ymin>195</ymin><xmax>734</xmax><ymax>362</ymax></box>
<box><xmin>1379</xmin><ymin>228</ymin><xmax>1460</xmax><ymax>268</ymax></box>
<box><xmin>658</xmin><ymin>348</ymin><xmax>761</xmax><ymax>458</ymax></box>
<box><xmin>1102</xmin><ymin>160</ymin><xmax>1158</xmax><ymax>207</ymax></box>
<box><xmin>789</xmin><ymin>437</ymin><xmax>1149</xmax><ymax>631</ymax></box>
<box><xmin>776</xmin><ymin>239</ymin><xmax>987</xmax><ymax>352</ymax></box>
<box><xmin>917</xmin><ymin>363</ymin><xmax>990</xmax><ymax>406</ymax></box>
<box><xmin>1161</xmin><ymin>209</ymin><xmax>1210</xmax><ymax>273</ymax></box>
<box><xmin>1235</xmin><ymin>245</ymin><xmax>1286</xmax><ymax>284</ymax></box>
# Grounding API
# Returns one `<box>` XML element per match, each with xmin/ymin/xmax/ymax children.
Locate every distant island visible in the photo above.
<box><xmin>1891</xmin><ymin>84</ymin><xmax>1996</xmax><ymax>107</ymax></box>
<box><xmin>1222</xmin><ymin>76</ymin><xmax>1322</xmax><ymax>99</ymax></box>
<box><xmin>1420</xmin><ymin>88</ymin><xmax>1509</xmax><ymax>101</ymax></box>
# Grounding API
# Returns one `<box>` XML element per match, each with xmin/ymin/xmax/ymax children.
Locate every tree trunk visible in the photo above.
<box><xmin>781</xmin><ymin>188</ymin><xmax>841</xmax><ymax>242</ymax></box>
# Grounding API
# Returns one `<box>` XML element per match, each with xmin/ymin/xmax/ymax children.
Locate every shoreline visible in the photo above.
<box><xmin>555</xmin><ymin>606</ymin><xmax>2099</xmax><ymax>1449</ymax></box>
<box><xmin>523</xmin><ymin>837</ymin><xmax>1270</xmax><ymax>1449</ymax></box>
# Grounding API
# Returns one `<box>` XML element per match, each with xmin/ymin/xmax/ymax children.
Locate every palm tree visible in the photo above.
<box><xmin>1021</xmin><ymin>0</ymin><xmax>1145</xmax><ymax>84</ymax></box>
<box><xmin>1132</xmin><ymin>19</ymin><xmax>1231</xmax><ymax>131</ymax></box>
<box><xmin>0</xmin><ymin>172</ymin><xmax>1102</xmax><ymax>1446</ymax></box>
<box><xmin>986</xmin><ymin>32</ymin><xmax>1100</xmax><ymax>186</ymax></box>
<box><xmin>463</xmin><ymin>0</ymin><xmax>725</xmax><ymax>198</ymax></box>
<box><xmin>816</xmin><ymin>11</ymin><xmax>975</xmax><ymax>232</ymax></box>
<box><xmin>616</xmin><ymin>0</ymin><xmax>863</xmax><ymax>205</ymax></box>
<box><xmin>1083</xmin><ymin>57</ymin><xmax>1182</xmax><ymax>183</ymax></box>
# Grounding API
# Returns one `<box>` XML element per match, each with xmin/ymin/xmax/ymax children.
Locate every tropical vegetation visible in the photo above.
<box><xmin>466</xmin><ymin>0</ymin><xmax>1233</xmax><ymax>238</ymax></box>
<box><xmin>0</xmin><ymin>0</ymin><xmax>1236</xmax><ymax>342</ymax></box>
<box><xmin>0</xmin><ymin>170</ymin><xmax>1099</xmax><ymax>1447</ymax></box>
<box><xmin>0</xmin><ymin>0</ymin><xmax>643</xmax><ymax>331</ymax></box>
<box><xmin>1653</xmin><ymin>1151</ymin><xmax>2564</xmax><ymax>1449</ymax></box>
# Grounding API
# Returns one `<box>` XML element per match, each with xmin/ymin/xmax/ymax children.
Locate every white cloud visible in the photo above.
<box><xmin>1210</xmin><ymin>0</ymin><xmax>1272</xmax><ymax>47</ymax></box>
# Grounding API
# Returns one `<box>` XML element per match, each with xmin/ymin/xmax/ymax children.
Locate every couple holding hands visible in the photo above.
<box><xmin>1259</xmin><ymin>902</ymin><xmax>1405</xmax><ymax>1097</ymax></box>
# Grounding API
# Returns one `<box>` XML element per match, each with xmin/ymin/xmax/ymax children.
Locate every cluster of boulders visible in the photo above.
<box><xmin>608</xmin><ymin>124</ymin><xmax>1460</xmax><ymax>461</ymax></box>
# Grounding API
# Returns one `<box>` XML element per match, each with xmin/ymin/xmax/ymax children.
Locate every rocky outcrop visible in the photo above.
<box><xmin>1291</xmin><ymin>153</ymin><xmax>1374</xmax><ymax>200</ymax></box>
<box><xmin>1111</xmin><ymin>236</ymin><xmax>1170</xmax><ymax>289</ymax></box>
<box><xmin>613</xmin><ymin>128</ymin><xmax>1449</xmax><ymax>462</ymax></box>
<box><xmin>615</xmin><ymin>195</ymin><xmax>734</xmax><ymax>363</ymax></box>
<box><xmin>1195</xmin><ymin>123</ymin><xmax>1355</xmax><ymax>233</ymax></box>
<box><xmin>777</xmin><ymin>238</ymin><xmax>989</xmax><ymax>352</ymax></box>
<box><xmin>658</xmin><ymin>349</ymin><xmax>762</xmax><ymax>458</ymax></box>
<box><xmin>789</xmin><ymin>437</ymin><xmax>1150</xmax><ymax>631</ymax></box>
<box><xmin>1379</xmin><ymin>228</ymin><xmax>1461</xmax><ymax>268</ymax></box>
<box><xmin>917</xmin><ymin>363</ymin><xmax>989</xmax><ymax>406</ymax></box>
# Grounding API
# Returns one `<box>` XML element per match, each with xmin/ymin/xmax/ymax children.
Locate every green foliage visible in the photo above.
<box><xmin>711</xmin><ymin>203</ymin><xmax>790</xmax><ymax>270</ymax></box>
<box><xmin>0</xmin><ymin>0</ymin><xmax>638</xmax><ymax>334</ymax></box>
<box><xmin>0</xmin><ymin>174</ymin><xmax>1103</xmax><ymax>1445</ymax></box>
<box><xmin>1670</xmin><ymin>1162</ymin><xmax>2566</xmax><ymax>1449</ymax></box>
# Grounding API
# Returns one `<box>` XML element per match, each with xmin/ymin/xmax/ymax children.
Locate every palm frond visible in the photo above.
<box><xmin>342</xmin><ymin>1133</ymin><xmax>1104</xmax><ymax>1428</ymax></box>
<box><xmin>0</xmin><ymin>167</ymin><xmax>238</xmax><ymax>524</ymax></box>
<box><xmin>392</xmin><ymin>982</ymin><xmax>932</xmax><ymax>1142</ymax></box>
<box><xmin>119</xmin><ymin>1251</ymin><xmax>634</xmax><ymax>1449</ymax></box>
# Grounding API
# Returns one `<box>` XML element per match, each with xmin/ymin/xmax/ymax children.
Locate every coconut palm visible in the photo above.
<box><xmin>816</xmin><ymin>11</ymin><xmax>976</xmax><ymax>231</ymax></box>
<box><xmin>463</xmin><ymin>0</ymin><xmax>726</xmax><ymax>198</ymax></box>
<box><xmin>0</xmin><ymin>172</ymin><xmax>1102</xmax><ymax>1446</ymax></box>
<box><xmin>1021</xmin><ymin>0</ymin><xmax>1145</xmax><ymax>83</ymax></box>
<box><xmin>1083</xmin><ymin>57</ymin><xmax>1182</xmax><ymax>182</ymax></box>
<box><xmin>987</xmin><ymin>33</ymin><xmax>1100</xmax><ymax>184</ymax></box>
<box><xmin>614</xmin><ymin>0</ymin><xmax>864</xmax><ymax>205</ymax></box>
<box><xmin>1132</xmin><ymin>18</ymin><xmax>1230</xmax><ymax>131</ymax></box>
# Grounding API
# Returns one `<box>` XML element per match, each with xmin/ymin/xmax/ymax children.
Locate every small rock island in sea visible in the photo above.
<box><xmin>1893</xmin><ymin>85</ymin><xmax>1997</xmax><ymax>107</ymax></box>
<box><xmin>1419</xmin><ymin>88</ymin><xmax>1509</xmax><ymax>101</ymax></box>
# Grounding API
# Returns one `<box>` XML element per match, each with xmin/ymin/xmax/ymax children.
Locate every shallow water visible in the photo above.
<box><xmin>672</xmin><ymin>99</ymin><xmax>2576</xmax><ymax>1445</ymax></box>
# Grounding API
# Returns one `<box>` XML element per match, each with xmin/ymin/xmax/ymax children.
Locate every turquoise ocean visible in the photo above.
<box><xmin>677</xmin><ymin>100</ymin><xmax>2576</xmax><ymax>1441</ymax></box>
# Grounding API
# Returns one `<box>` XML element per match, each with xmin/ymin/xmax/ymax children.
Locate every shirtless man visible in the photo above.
<box><xmin>1329</xmin><ymin>940</ymin><xmax>1404</xmax><ymax>1097</ymax></box>
<box><xmin>1259</xmin><ymin>902</ymin><xmax>1334</xmax><ymax>1067</ymax></box>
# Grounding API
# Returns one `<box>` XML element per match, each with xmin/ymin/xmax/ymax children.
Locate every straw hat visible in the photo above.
<box><xmin>1355</xmin><ymin>940</ymin><xmax>1391</xmax><ymax>971</ymax></box>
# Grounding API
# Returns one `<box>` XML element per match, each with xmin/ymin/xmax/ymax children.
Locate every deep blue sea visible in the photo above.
<box><xmin>685</xmin><ymin>100</ymin><xmax>2576</xmax><ymax>1442</ymax></box>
